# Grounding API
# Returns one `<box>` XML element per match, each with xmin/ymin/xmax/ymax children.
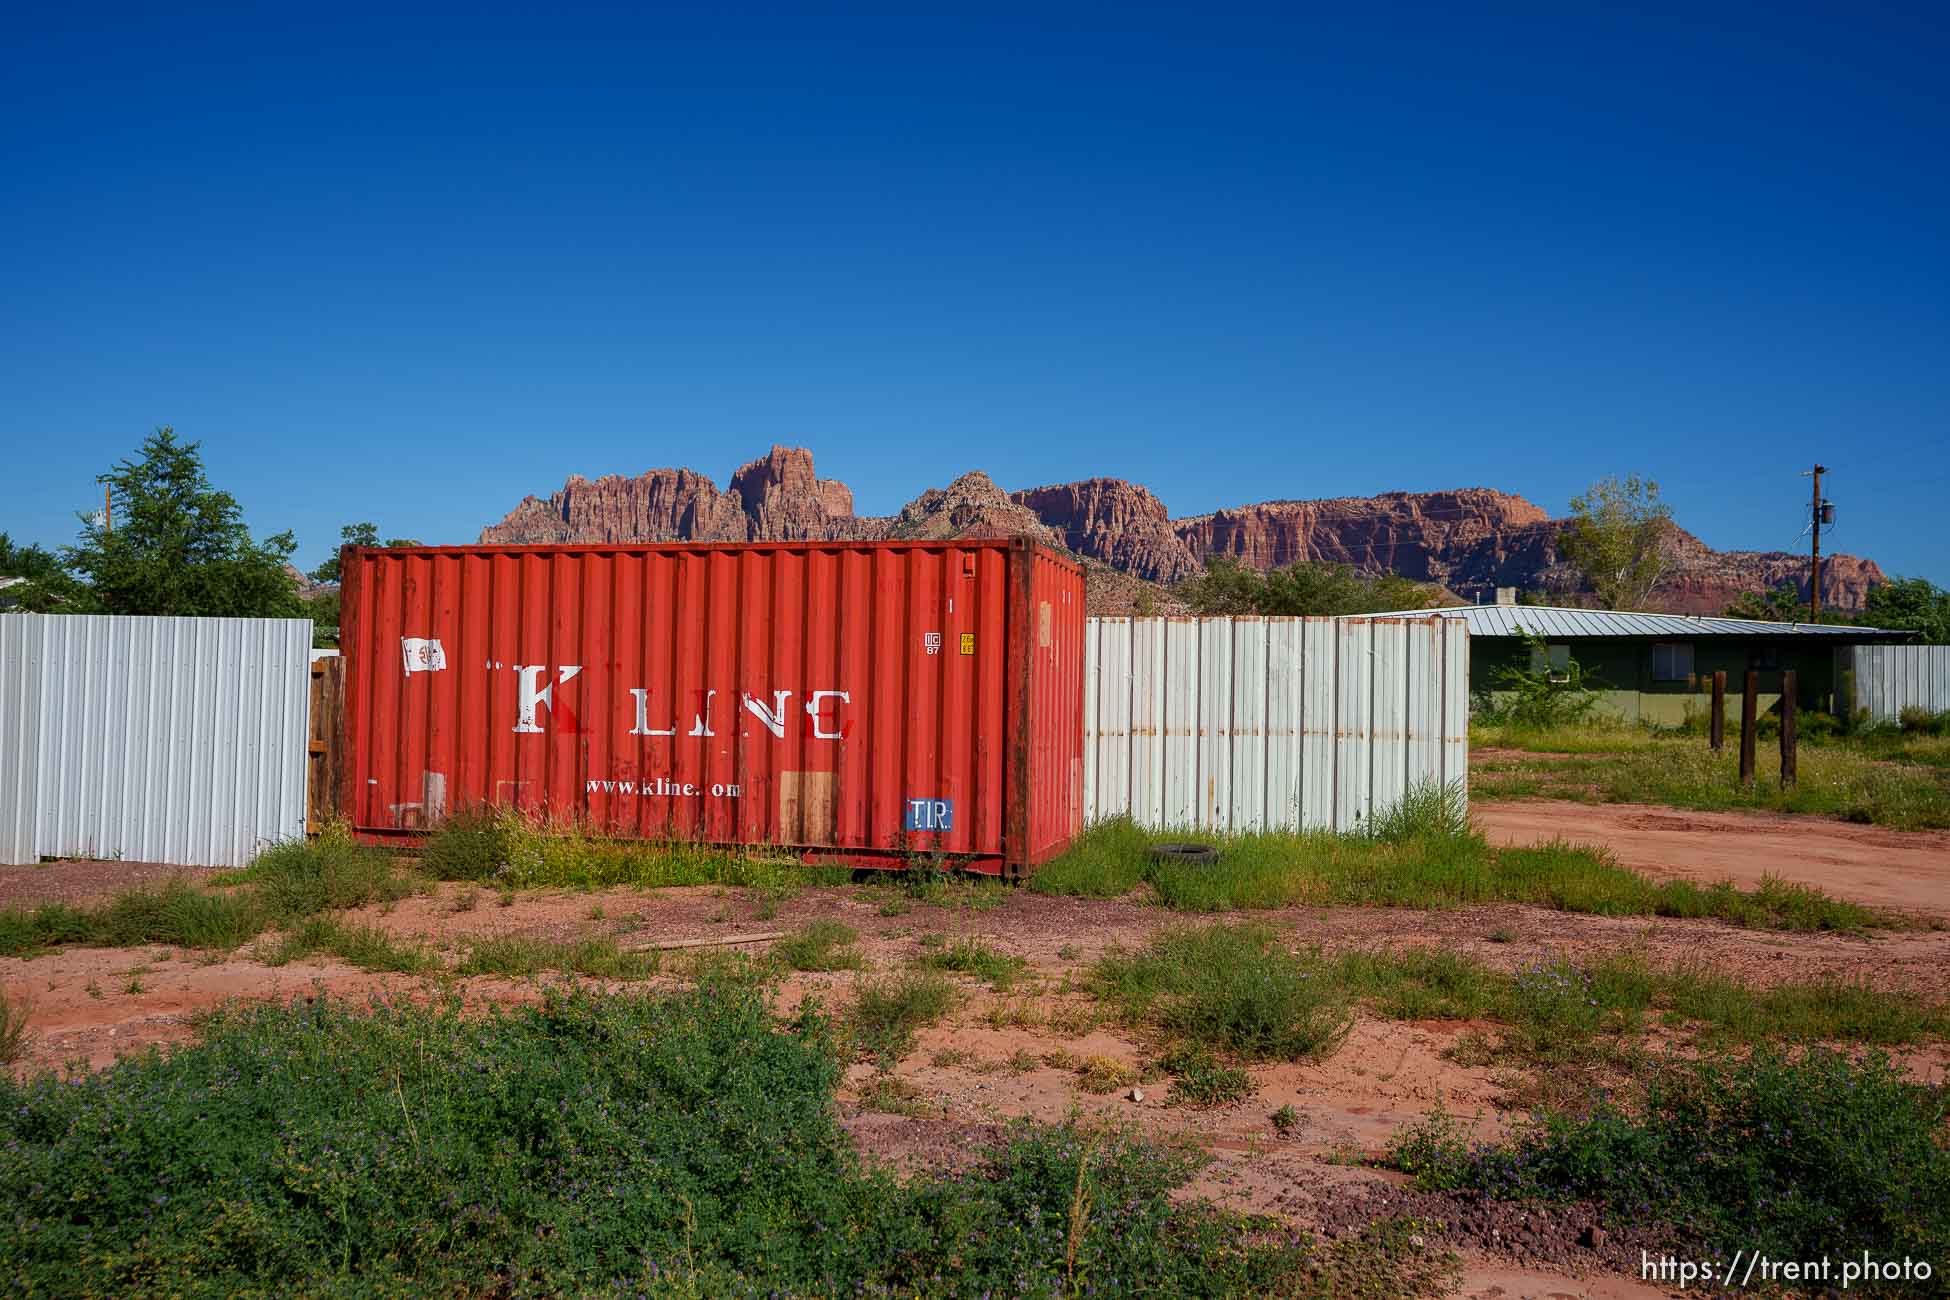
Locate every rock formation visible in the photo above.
<box><xmin>478</xmin><ymin>448</ymin><xmax>1886</xmax><ymax>613</ymax></box>
<box><xmin>1011</xmin><ymin>479</ymin><xmax>1200</xmax><ymax>581</ymax></box>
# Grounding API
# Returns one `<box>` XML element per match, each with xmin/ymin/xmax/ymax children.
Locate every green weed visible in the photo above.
<box><xmin>770</xmin><ymin>919</ymin><xmax>865</xmax><ymax>972</ymax></box>
<box><xmin>1390</xmin><ymin>1049</ymin><xmax>1949</xmax><ymax>1287</ymax></box>
<box><xmin>850</xmin><ymin>970</ymin><xmax>957</xmax><ymax>1066</ymax></box>
<box><xmin>1095</xmin><ymin>924</ymin><xmax>1352</xmax><ymax>1062</ymax></box>
<box><xmin>914</xmin><ymin>936</ymin><xmax>1028</xmax><ymax>989</ymax></box>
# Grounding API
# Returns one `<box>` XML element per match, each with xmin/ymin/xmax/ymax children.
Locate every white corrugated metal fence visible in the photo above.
<box><xmin>1084</xmin><ymin>615</ymin><xmax>1469</xmax><ymax>833</ymax></box>
<box><xmin>1843</xmin><ymin>644</ymin><xmax>1950</xmax><ymax>723</ymax></box>
<box><xmin>0</xmin><ymin>615</ymin><xmax>312</xmax><ymax>867</ymax></box>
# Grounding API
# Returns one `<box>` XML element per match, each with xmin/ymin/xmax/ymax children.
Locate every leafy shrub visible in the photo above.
<box><xmin>1391</xmin><ymin>1048</ymin><xmax>1950</xmax><ymax>1285</ymax></box>
<box><xmin>0</xmin><ymin>981</ymin><xmax>1333</xmax><ymax>1297</ymax></box>
<box><xmin>1900</xmin><ymin>706</ymin><xmax>1950</xmax><ymax>736</ymax></box>
<box><xmin>1095</xmin><ymin>924</ymin><xmax>1352</xmax><ymax>1062</ymax></box>
<box><xmin>1474</xmin><ymin>633</ymin><xmax>1606</xmax><ymax>729</ymax></box>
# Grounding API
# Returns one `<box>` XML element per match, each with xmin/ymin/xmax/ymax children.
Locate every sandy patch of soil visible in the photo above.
<box><xmin>1476</xmin><ymin>800</ymin><xmax>1950</xmax><ymax>919</ymax></box>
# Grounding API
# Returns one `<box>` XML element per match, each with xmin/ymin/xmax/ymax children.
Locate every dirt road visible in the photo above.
<box><xmin>1475</xmin><ymin>800</ymin><xmax>1950</xmax><ymax>918</ymax></box>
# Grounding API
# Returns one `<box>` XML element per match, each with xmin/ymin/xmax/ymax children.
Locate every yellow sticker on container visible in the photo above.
<box><xmin>960</xmin><ymin>632</ymin><xmax>975</xmax><ymax>655</ymax></box>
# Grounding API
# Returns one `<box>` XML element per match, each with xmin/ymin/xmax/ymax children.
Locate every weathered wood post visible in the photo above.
<box><xmin>1740</xmin><ymin>670</ymin><xmax>1758</xmax><ymax>786</ymax></box>
<box><xmin>1780</xmin><ymin>669</ymin><xmax>1798</xmax><ymax>788</ymax></box>
<box><xmin>1710</xmin><ymin>670</ymin><xmax>1726</xmax><ymax>752</ymax></box>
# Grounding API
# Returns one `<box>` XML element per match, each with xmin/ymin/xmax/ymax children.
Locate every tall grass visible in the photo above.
<box><xmin>454</xmin><ymin>933</ymin><xmax>658</xmax><ymax>980</ymax></box>
<box><xmin>914</xmin><ymin>936</ymin><xmax>1028</xmax><ymax>989</ymax></box>
<box><xmin>770</xmin><ymin>919</ymin><xmax>865</xmax><ymax>972</ymax></box>
<box><xmin>0</xmin><ymin>990</ymin><xmax>32</xmax><ymax>1065</ymax></box>
<box><xmin>0</xmin><ymin>878</ymin><xmax>264</xmax><ymax>957</ymax></box>
<box><xmin>1332</xmin><ymin>947</ymin><xmax>1950</xmax><ymax>1048</ymax></box>
<box><xmin>851</xmin><ymin>970</ymin><xmax>957</xmax><ymax>1065</ymax></box>
<box><xmin>416</xmin><ymin>807</ymin><xmax>854</xmax><ymax>890</ymax></box>
<box><xmin>1033</xmin><ymin>803</ymin><xmax>1881</xmax><ymax>932</ymax></box>
<box><xmin>224</xmin><ymin>825</ymin><xmax>422</xmax><ymax>919</ymax></box>
<box><xmin>1471</xmin><ymin>727</ymin><xmax>1950</xmax><ymax>829</ymax></box>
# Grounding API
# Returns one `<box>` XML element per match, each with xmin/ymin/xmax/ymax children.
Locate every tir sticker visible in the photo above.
<box><xmin>959</xmin><ymin>632</ymin><xmax>975</xmax><ymax>655</ymax></box>
<box><xmin>904</xmin><ymin>797</ymin><xmax>954</xmax><ymax>832</ymax></box>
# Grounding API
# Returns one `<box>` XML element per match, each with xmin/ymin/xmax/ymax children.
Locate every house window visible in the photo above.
<box><xmin>1528</xmin><ymin>643</ymin><xmax>1572</xmax><ymax>682</ymax></box>
<box><xmin>1651</xmin><ymin>642</ymin><xmax>1695</xmax><ymax>682</ymax></box>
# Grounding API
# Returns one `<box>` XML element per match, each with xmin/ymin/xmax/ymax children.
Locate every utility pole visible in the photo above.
<box><xmin>1805</xmin><ymin>464</ymin><xmax>1826</xmax><ymax>620</ymax></box>
<box><xmin>103</xmin><ymin>484</ymin><xmax>112</xmax><ymax>536</ymax></box>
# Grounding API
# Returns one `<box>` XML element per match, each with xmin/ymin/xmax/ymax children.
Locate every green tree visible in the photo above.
<box><xmin>1723</xmin><ymin>582</ymin><xmax>1803</xmax><ymax>623</ymax></box>
<box><xmin>1180</xmin><ymin>557</ymin><xmax>1437</xmax><ymax>616</ymax></box>
<box><xmin>1556</xmin><ymin>474</ymin><xmax>1675</xmax><ymax>611</ymax></box>
<box><xmin>1863</xmin><ymin>577</ymin><xmax>1950</xmax><ymax>643</ymax></box>
<box><xmin>0</xmin><ymin>532</ymin><xmax>89</xmax><ymax>611</ymax></box>
<box><xmin>63</xmin><ymin>427</ymin><xmax>306</xmax><ymax>619</ymax></box>
<box><xmin>308</xmin><ymin>523</ymin><xmax>420</xmax><ymax>584</ymax></box>
<box><xmin>1723</xmin><ymin>581</ymin><xmax>1852</xmax><ymax>625</ymax></box>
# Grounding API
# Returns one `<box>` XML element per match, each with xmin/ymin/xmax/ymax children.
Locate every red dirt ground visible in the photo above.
<box><xmin>6</xmin><ymin>870</ymin><xmax>1948</xmax><ymax>1299</ymax></box>
<box><xmin>1476</xmin><ymin>800</ymin><xmax>1950</xmax><ymax>918</ymax></box>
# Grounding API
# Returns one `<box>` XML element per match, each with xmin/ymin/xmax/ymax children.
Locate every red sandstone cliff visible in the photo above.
<box><xmin>478</xmin><ymin>449</ymin><xmax>1886</xmax><ymax>613</ymax></box>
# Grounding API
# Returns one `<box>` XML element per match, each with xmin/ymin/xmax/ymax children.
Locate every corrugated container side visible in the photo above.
<box><xmin>339</xmin><ymin>540</ymin><xmax>1083</xmax><ymax>872</ymax></box>
<box><xmin>1022</xmin><ymin>546</ymin><xmax>1085</xmax><ymax>865</ymax></box>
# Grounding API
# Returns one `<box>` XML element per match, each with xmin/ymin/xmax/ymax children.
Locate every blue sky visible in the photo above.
<box><xmin>4</xmin><ymin>2</ymin><xmax>1945</xmax><ymax>580</ymax></box>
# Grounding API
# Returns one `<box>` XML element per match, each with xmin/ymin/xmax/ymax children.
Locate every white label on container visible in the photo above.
<box><xmin>401</xmin><ymin>637</ymin><xmax>447</xmax><ymax>674</ymax></box>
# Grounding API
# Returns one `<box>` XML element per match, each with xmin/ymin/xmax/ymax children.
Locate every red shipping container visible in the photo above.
<box><xmin>337</xmin><ymin>538</ymin><xmax>1085</xmax><ymax>875</ymax></box>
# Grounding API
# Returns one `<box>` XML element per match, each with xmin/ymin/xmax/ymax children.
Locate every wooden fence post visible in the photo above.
<box><xmin>1710</xmin><ymin>671</ymin><xmax>1726</xmax><ymax>752</ymax></box>
<box><xmin>1740</xmin><ymin>670</ymin><xmax>1758</xmax><ymax>787</ymax></box>
<box><xmin>307</xmin><ymin>657</ymin><xmax>345</xmax><ymax>834</ymax></box>
<box><xmin>1780</xmin><ymin>669</ymin><xmax>1798</xmax><ymax>788</ymax></box>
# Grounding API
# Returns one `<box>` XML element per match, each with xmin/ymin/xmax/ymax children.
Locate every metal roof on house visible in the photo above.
<box><xmin>1357</xmin><ymin>604</ymin><xmax>1913</xmax><ymax>640</ymax></box>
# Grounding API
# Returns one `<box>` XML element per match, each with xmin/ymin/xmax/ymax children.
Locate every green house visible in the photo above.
<box><xmin>1382</xmin><ymin>603</ymin><xmax>1914</xmax><ymax>726</ymax></box>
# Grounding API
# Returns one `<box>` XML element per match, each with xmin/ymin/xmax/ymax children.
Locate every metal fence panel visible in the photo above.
<box><xmin>0</xmin><ymin>615</ymin><xmax>312</xmax><ymax>867</ymax></box>
<box><xmin>0</xmin><ymin>617</ymin><xmax>44</xmax><ymax>865</ymax></box>
<box><xmin>1084</xmin><ymin>615</ymin><xmax>1467</xmax><ymax>834</ymax></box>
<box><xmin>1845</xmin><ymin>644</ymin><xmax>1950</xmax><ymax>723</ymax></box>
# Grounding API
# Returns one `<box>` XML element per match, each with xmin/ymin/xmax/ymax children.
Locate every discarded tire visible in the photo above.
<box><xmin>1149</xmin><ymin>843</ymin><xmax>1219</xmax><ymax>865</ymax></box>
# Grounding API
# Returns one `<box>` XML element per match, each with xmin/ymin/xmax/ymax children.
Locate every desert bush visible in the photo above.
<box><xmin>1390</xmin><ymin>1048</ymin><xmax>1950</xmax><ymax>1286</ymax></box>
<box><xmin>0</xmin><ymin>981</ymin><xmax>1336</xmax><ymax>1296</ymax></box>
